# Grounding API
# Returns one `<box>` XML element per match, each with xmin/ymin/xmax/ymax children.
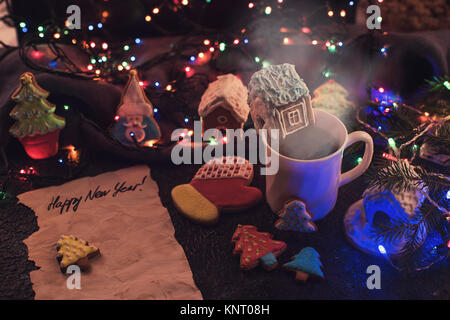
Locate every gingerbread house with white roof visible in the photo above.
<box><xmin>198</xmin><ymin>74</ymin><xmax>250</xmax><ymax>132</ymax></box>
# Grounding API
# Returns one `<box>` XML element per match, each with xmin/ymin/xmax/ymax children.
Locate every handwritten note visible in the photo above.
<box><xmin>47</xmin><ymin>176</ymin><xmax>148</xmax><ymax>214</ymax></box>
<box><xmin>18</xmin><ymin>166</ymin><xmax>202</xmax><ymax>300</ymax></box>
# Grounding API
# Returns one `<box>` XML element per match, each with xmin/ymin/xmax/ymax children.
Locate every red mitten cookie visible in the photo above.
<box><xmin>232</xmin><ymin>224</ymin><xmax>287</xmax><ymax>271</ymax></box>
<box><xmin>171</xmin><ymin>157</ymin><xmax>262</xmax><ymax>225</ymax></box>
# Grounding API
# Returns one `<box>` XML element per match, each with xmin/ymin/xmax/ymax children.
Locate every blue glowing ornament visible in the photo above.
<box><xmin>344</xmin><ymin>163</ymin><xmax>428</xmax><ymax>256</ymax></box>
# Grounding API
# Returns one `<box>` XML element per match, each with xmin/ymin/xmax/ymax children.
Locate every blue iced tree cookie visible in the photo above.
<box><xmin>275</xmin><ymin>199</ymin><xmax>318</xmax><ymax>232</ymax></box>
<box><xmin>283</xmin><ymin>247</ymin><xmax>324</xmax><ymax>282</ymax></box>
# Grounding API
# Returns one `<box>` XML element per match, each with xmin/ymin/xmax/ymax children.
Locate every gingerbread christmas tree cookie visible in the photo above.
<box><xmin>275</xmin><ymin>199</ymin><xmax>318</xmax><ymax>232</ymax></box>
<box><xmin>56</xmin><ymin>235</ymin><xmax>100</xmax><ymax>272</ymax></box>
<box><xmin>283</xmin><ymin>247</ymin><xmax>324</xmax><ymax>282</ymax></box>
<box><xmin>232</xmin><ymin>224</ymin><xmax>287</xmax><ymax>271</ymax></box>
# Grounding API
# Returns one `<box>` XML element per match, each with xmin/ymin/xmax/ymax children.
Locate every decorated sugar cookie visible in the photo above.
<box><xmin>198</xmin><ymin>74</ymin><xmax>250</xmax><ymax>131</ymax></box>
<box><xmin>232</xmin><ymin>224</ymin><xmax>287</xmax><ymax>271</ymax></box>
<box><xmin>56</xmin><ymin>235</ymin><xmax>100</xmax><ymax>273</ymax></box>
<box><xmin>112</xmin><ymin>70</ymin><xmax>161</xmax><ymax>146</ymax></box>
<box><xmin>171</xmin><ymin>157</ymin><xmax>262</xmax><ymax>225</ymax></box>
<box><xmin>248</xmin><ymin>63</ymin><xmax>314</xmax><ymax>139</ymax></box>
<box><xmin>274</xmin><ymin>199</ymin><xmax>318</xmax><ymax>232</ymax></box>
<box><xmin>283</xmin><ymin>247</ymin><xmax>324</xmax><ymax>282</ymax></box>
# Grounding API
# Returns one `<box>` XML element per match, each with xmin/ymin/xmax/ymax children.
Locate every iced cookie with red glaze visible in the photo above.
<box><xmin>232</xmin><ymin>224</ymin><xmax>287</xmax><ymax>271</ymax></box>
<box><xmin>171</xmin><ymin>157</ymin><xmax>262</xmax><ymax>225</ymax></box>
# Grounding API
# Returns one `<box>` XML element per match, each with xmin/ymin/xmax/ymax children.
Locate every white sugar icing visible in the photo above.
<box><xmin>248</xmin><ymin>63</ymin><xmax>309</xmax><ymax>107</ymax></box>
<box><xmin>198</xmin><ymin>74</ymin><xmax>250</xmax><ymax>123</ymax></box>
<box><xmin>117</xmin><ymin>70</ymin><xmax>154</xmax><ymax>118</ymax></box>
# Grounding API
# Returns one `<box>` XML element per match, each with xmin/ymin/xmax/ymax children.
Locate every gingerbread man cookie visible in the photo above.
<box><xmin>171</xmin><ymin>157</ymin><xmax>262</xmax><ymax>225</ymax></box>
<box><xmin>232</xmin><ymin>224</ymin><xmax>287</xmax><ymax>271</ymax></box>
<box><xmin>274</xmin><ymin>199</ymin><xmax>317</xmax><ymax>232</ymax></box>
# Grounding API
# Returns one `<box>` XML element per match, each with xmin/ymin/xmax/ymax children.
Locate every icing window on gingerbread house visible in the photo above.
<box><xmin>279</xmin><ymin>101</ymin><xmax>308</xmax><ymax>135</ymax></box>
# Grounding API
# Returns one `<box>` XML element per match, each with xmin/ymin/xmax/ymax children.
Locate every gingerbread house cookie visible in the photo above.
<box><xmin>198</xmin><ymin>74</ymin><xmax>250</xmax><ymax>132</ymax></box>
<box><xmin>248</xmin><ymin>63</ymin><xmax>314</xmax><ymax>139</ymax></box>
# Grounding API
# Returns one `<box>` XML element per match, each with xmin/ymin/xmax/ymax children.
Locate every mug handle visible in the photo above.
<box><xmin>339</xmin><ymin>131</ymin><xmax>374</xmax><ymax>187</ymax></box>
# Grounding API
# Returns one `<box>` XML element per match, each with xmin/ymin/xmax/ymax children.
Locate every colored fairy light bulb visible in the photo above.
<box><xmin>154</xmin><ymin>81</ymin><xmax>160</xmax><ymax>87</ymax></box>
<box><xmin>166</xmin><ymin>84</ymin><xmax>172</xmax><ymax>91</ymax></box>
<box><xmin>87</xmin><ymin>64</ymin><xmax>93</xmax><ymax>70</ymax></box>
<box><xmin>443</xmin><ymin>81</ymin><xmax>450</xmax><ymax>90</ymax></box>
<box><xmin>262</xmin><ymin>60</ymin><xmax>270</xmax><ymax>68</ymax></box>
<box><xmin>328</xmin><ymin>10</ymin><xmax>334</xmax><ymax>17</ymax></box>
<box><xmin>130</xmin><ymin>56</ymin><xmax>136</xmax><ymax>61</ymax></box>
<box><xmin>243</xmin><ymin>38</ymin><xmax>249</xmax><ymax>44</ymax></box>
<box><xmin>153</xmin><ymin>108</ymin><xmax>158</xmax><ymax>113</ymax></box>
<box><xmin>185</xmin><ymin>66</ymin><xmax>191</xmax><ymax>72</ymax></box>
<box><xmin>248</xmin><ymin>2</ymin><xmax>254</xmax><ymax>9</ymax></box>
<box><xmin>135</xmin><ymin>38</ymin><xmax>142</xmax><ymax>44</ymax></box>
<box><xmin>388</xmin><ymin>138</ymin><xmax>396</xmax><ymax>148</ymax></box>
<box><xmin>90</xmin><ymin>58</ymin><xmax>96</xmax><ymax>64</ymax></box>
<box><xmin>209</xmin><ymin>47</ymin><xmax>215</xmax><ymax>52</ymax></box>
<box><xmin>378</xmin><ymin>245</ymin><xmax>386</xmax><ymax>254</ymax></box>
<box><xmin>233</xmin><ymin>39</ymin><xmax>239</xmax><ymax>45</ymax></box>
<box><xmin>124</xmin><ymin>45</ymin><xmax>130</xmax><ymax>51</ymax></box>
<box><xmin>219</xmin><ymin>42</ymin><xmax>226</xmax><ymax>51</ymax></box>
<box><xmin>118</xmin><ymin>65</ymin><xmax>124</xmax><ymax>71</ymax></box>
<box><xmin>102</xmin><ymin>42</ymin><xmax>108</xmax><ymax>50</ymax></box>
<box><xmin>39</xmin><ymin>32</ymin><xmax>44</xmax><ymax>38</ymax></box>
<box><xmin>64</xmin><ymin>105</ymin><xmax>70</xmax><ymax>110</ymax></box>
<box><xmin>198</xmin><ymin>52</ymin><xmax>204</xmax><ymax>58</ymax></box>
<box><xmin>145</xmin><ymin>15</ymin><xmax>152</xmax><ymax>22</ymax></box>
<box><xmin>88</xmin><ymin>25</ymin><xmax>94</xmax><ymax>31</ymax></box>
<box><xmin>265</xmin><ymin>6</ymin><xmax>272</xmax><ymax>15</ymax></box>
<box><xmin>312</xmin><ymin>40</ymin><xmax>318</xmax><ymax>45</ymax></box>
<box><xmin>356</xmin><ymin>157</ymin><xmax>363</xmax><ymax>164</ymax></box>
<box><xmin>190</xmin><ymin>55</ymin><xmax>196</xmax><ymax>62</ymax></box>
<box><xmin>19</xmin><ymin>22</ymin><xmax>26</xmax><ymax>28</ymax></box>
<box><xmin>340</xmin><ymin>10</ymin><xmax>346</xmax><ymax>17</ymax></box>
<box><xmin>182</xmin><ymin>0</ymin><xmax>189</xmax><ymax>5</ymax></box>
<box><xmin>37</xmin><ymin>26</ymin><xmax>44</xmax><ymax>32</ymax></box>
<box><xmin>254</xmin><ymin>56</ymin><xmax>260</xmax><ymax>63</ymax></box>
<box><xmin>203</xmin><ymin>39</ymin><xmax>210</xmax><ymax>45</ymax></box>
<box><xmin>97</xmin><ymin>22</ymin><xmax>103</xmax><ymax>28</ymax></box>
<box><xmin>54</xmin><ymin>33</ymin><xmax>61</xmax><ymax>39</ymax></box>
<box><xmin>153</xmin><ymin>8</ymin><xmax>160</xmax><ymax>14</ymax></box>
<box><xmin>101</xmin><ymin>56</ymin><xmax>107</xmax><ymax>62</ymax></box>
<box><xmin>378</xmin><ymin>87</ymin><xmax>385</xmax><ymax>93</ymax></box>
<box><xmin>349</xmin><ymin>1</ymin><xmax>354</xmax><ymax>5</ymax></box>
<box><xmin>184</xmin><ymin>117</ymin><xmax>189</xmax><ymax>123</ymax></box>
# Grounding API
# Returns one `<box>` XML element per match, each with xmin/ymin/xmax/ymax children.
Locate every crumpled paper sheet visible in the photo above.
<box><xmin>19</xmin><ymin>165</ymin><xmax>202</xmax><ymax>300</ymax></box>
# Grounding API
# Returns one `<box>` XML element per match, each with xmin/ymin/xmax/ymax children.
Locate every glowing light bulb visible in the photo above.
<box><xmin>378</xmin><ymin>245</ymin><xmax>386</xmax><ymax>254</ymax></box>
<box><xmin>265</xmin><ymin>6</ymin><xmax>272</xmax><ymax>15</ymax></box>
<box><xmin>283</xmin><ymin>37</ymin><xmax>291</xmax><ymax>45</ymax></box>
<box><xmin>114</xmin><ymin>115</ymin><xmax>120</xmax><ymax>121</ymax></box>
<box><xmin>356</xmin><ymin>157</ymin><xmax>363</xmax><ymax>164</ymax></box>
<box><xmin>166</xmin><ymin>84</ymin><xmax>172</xmax><ymax>91</ymax></box>
<box><xmin>37</xmin><ymin>26</ymin><xmax>44</xmax><ymax>32</ymax></box>
<box><xmin>312</xmin><ymin>40</ymin><xmax>318</xmax><ymax>45</ymax></box>
<box><xmin>198</xmin><ymin>52</ymin><xmax>204</xmax><ymax>58</ymax></box>
<box><xmin>209</xmin><ymin>47</ymin><xmax>215</xmax><ymax>52</ymax></box>
<box><xmin>97</xmin><ymin>22</ymin><xmax>103</xmax><ymax>29</ymax></box>
<box><xmin>19</xmin><ymin>22</ymin><xmax>26</xmax><ymax>28</ymax></box>
<box><xmin>135</xmin><ymin>38</ymin><xmax>141</xmax><ymax>44</ymax></box>
<box><xmin>424</xmin><ymin>112</ymin><xmax>430</xmax><ymax>117</ymax></box>
<box><xmin>130</xmin><ymin>56</ymin><xmax>136</xmax><ymax>62</ymax></box>
<box><xmin>181</xmin><ymin>0</ymin><xmax>189</xmax><ymax>5</ymax></box>
<box><xmin>54</xmin><ymin>33</ymin><xmax>61</xmax><ymax>39</ymax></box>
<box><xmin>328</xmin><ymin>10</ymin><xmax>334</xmax><ymax>17</ymax></box>
<box><xmin>145</xmin><ymin>15</ymin><xmax>152</xmax><ymax>22</ymax></box>
<box><xmin>102</xmin><ymin>42</ymin><xmax>108</xmax><ymax>50</ymax></box>
<box><xmin>219</xmin><ymin>43</ymin><xmax>226</xmax><ymax>51</ymax></box>
<box><xmin>203</xmin><ymin>39</ymin><xmax>210</xmax><ymax>45</ymax></box>
<box><xmin>446</xmin><ymin>189</ymin><xmax>450</xmax><ymax>200</ymax></box>
<box><xmin>118</xmin><ymin>65</ymin><xmax>124</xmax><ymax>71</ymax></box>
<box><xmin>39</xmin><ymin>32</ymin><xmax>44</xmax><ymax>38</ymax></box>
<box><xmin>102</xmin><ymin>11</ymin><xmax>109</xmax><ymax>18</ymax></box>
<box><xmin>90</xmin><ymin>41</ymin><xmax>96</xmax><ymax>48</ymax></box>
<box><xmin>139</xmin><ymin>81</ymin><xmax>144</xmax><ymax>87</ymax></box>
<box><xmin>123</xmin><ymin>45</ymin><xmax>130</xmax><ymax>51</ymax></box>
<box><xmin>185</xmin><ymin>66</ymin><xmax>191</xmax><ymax>72</ymax></box>
<box><xmin>88</xmin><ymin>25</ymin><xmax>94</xmax><ymax>31</ymax></box>
<box><xmin>254</xmin><ymin>56</ymin><xmax>260</xmax><ymax>63</ymax></box>
<box><xmin>388</xmin><ymin>138</ymin><xmax>396</xmax><ymax>148</ymax></box>
<box><xmin>87</xmin><ymin>64</ymin><xmax>93</xmax><ymax>71</ymax></box>
<box><xmin>154</xmin><ymin>81</ymin><xmax>160</xmax><ymax>87</ymax></box>
<box><xmin>301</xmin><ymin>27</ymin><xmax>311</xmax><ymax>34</ymax></box>
<box><xmin>184</xmin><ymin>118</ymin><xmax>189</xmax><ymax>123</ymax></box>
<box><xmin>378</xmin><ymin>87</ymin><xmax>385</xmax><ymax>93</ymax></box>
<box><xmin>248</xmin><ymin>2</ymin><xmax>254</xmax><ymax>9</ymax></box>
<box><xmin>153</xmin><ymin>8</ymin><xmax>160</xmax><ymax>14</ymax></box>
<box><xmin>233</xmin><ymin>39</ymin><xmax>239</xmax><ymax>45</ymax></box>
<box><xmin>95</xmin><ymin>69</ymin><xmax>101</xmax><ymax>75</ymax></box>
<box><xmin>340</xmin><ymin>10</ymin><xmax>346</xmax><ymax>17</ymax></box>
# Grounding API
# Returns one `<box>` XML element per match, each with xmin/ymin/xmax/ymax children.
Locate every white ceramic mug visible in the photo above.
<box><xmin>264</xmin><ymin>109</ymin><xmax>374</xmax><ymax>221</ymax></box>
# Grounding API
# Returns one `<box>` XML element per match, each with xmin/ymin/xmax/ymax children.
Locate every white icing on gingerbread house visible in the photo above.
<box><xmin>198</xmin><ymin>74</ymin><xmax>250</xmax><ymax>130</ymax></box>
<box><xmin>248</xmin><ymin>64</ymin><xmax>314</xmax><ymax>139</ymax></box>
